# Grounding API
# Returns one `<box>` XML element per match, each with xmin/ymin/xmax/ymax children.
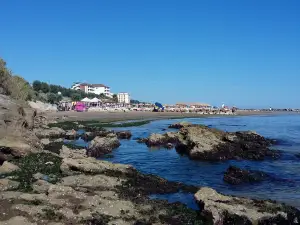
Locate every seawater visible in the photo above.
<box><xmin>68</xmin><ymin>114</ymin><xmax>300</xmax><ymax>208</ymax></box>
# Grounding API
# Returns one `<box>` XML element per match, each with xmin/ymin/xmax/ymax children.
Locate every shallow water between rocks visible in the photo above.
<box><xmin>66</xmin><ymin>114</ymin><xmax>300</xmax><ymax>209</ymax></box>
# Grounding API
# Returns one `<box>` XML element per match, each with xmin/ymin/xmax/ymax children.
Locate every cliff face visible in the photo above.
<box><xmin>0</xmin><ymin>94</ymin><xmax>41</xmax><ymax>161</ymax></box>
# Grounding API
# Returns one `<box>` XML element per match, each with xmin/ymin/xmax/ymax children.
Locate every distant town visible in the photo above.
<box><xmin>71</xmin><ymin>82</ymin><xmax>130</xmax><ymax>104</ymax></box>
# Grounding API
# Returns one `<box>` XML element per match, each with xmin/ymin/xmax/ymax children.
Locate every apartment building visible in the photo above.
<box><xmin>71</xmin><ymin>83</ymin><xmax>111</xmax><ymax>97</ymax></box>
<box><xmin>117</xmin><ymin>92</ymin><xmax>130</xmax><ymax>104</ymax></box>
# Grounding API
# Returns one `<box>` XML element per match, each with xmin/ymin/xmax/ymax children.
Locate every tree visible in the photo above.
<box><xmin>71</xmin><ymin>93</ymin><xmax>82</xmax><ymax>101</ymax></box>
<box><xmin>113</xmin><ymin>94</ymin><xmax>118</xmax><ymax>103</ymax></box>
<box><xmin>40</xmin><ymin>82</ymin><xmax>50</xmax><ymax>93</ymax></box>
<box><xmin>130</xmin><ymin>99</ymin><xmax>140</xmax><ymax>104</ymax></box>
<box><xmin>0</xmin><ymin>58</ymin><xmax>12</xmax><ymax>95</ymax></box>
<box><xmin>32</xmin><ymin>80</ymin><xmax>42</xmax><ymax>92</ymax></box>
<box><xmin>49</xmin><ymin>84</ymin><xmax>59</xmax><ymax>94</ymax></box>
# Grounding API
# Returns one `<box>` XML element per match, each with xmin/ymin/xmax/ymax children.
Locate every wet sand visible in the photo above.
<box><xmin>46</xmin><ymin>110</ymin><xmax>276</xmax><ymax>122</ymax></box>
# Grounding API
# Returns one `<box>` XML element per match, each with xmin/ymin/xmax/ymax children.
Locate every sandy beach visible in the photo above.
<box><xmin>46</xmin><ymin>110</ymin><xmax>275</xmax><ymax>122</ymax></box>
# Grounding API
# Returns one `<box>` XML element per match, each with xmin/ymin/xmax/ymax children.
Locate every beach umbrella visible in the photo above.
<box><xmin>81</xmin><ymin>97</ymin><xmax>91</xmax><ymax>102</ymax></box>
<box><xmin>155</xmin><ymin>102</ymin><xmax>164</xmax><ymax>109</ymax></box>
<box><xmin>90</xmin><ymin>97</ymin><xmax>101</xmax><ymax>103</ymax></box>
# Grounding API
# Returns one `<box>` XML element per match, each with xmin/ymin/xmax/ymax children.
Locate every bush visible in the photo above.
<box><xmin>0</xmin><ymin>58</ymin><xmax>34</xmax><ymax>101</ymax></box>
<box><xmin>9</xmin><ymin>76</ymin><xmax>34</xmax><ymax>101</ymax></box>
<box><xmin>71</xmin><ymin>93</ymin><xmax>82</xmax><ymax>101</ymax></box>
<box><xmin>47</xmin><ymin>93</ymin><xmax>61</xmax><ymax>104</ymax></box>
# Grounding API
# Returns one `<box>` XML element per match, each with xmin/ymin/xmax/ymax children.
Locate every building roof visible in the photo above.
<box><xmin>92</xmin><ymin>84</ymin><xmax>109</xmax><ymax>88</ymax></box>
<box><xmin>78</xmin><ymin>83</ymin><xmax>109</xmax><ymax>88</ymax></box>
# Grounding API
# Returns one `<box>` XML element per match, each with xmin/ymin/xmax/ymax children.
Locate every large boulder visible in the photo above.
<box><xmin>176</xmin><ymin>125</ymin><xmax>279</xmax><ymax>161</ymax></box>
<box><xmin>143</xmin><ymin>132</ymin><xmax>179</xmax><ymax>148</ymax></box>
<box><xmin>223</xmin><ymin>166</ymin><xmax>268</xmax><ymax>185</ymax></box>
<box><xmin>34</xmin><ymin>127</ymin><xmax>66</xmax><ymax>139</ymax></box>
<box><xmin>87</xmin><ymin>134</ymin><xmax>120</xmax><ymax>157</ymax></box>
<box><xmin>116</xmin><ymin>130</ymin><xmax>132</xmax><ymax>139</ymax></box>
<box><xmin>194</xmin><ymin>187</ymin><xmax>300</xmax><ymax>225</ymax></box>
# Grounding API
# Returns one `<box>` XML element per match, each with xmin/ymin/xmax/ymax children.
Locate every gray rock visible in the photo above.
<box><xmin>194</xmin><ymin>187</ymin><xmax>299</xmax><ymax>224</ymax></box>
<box><xmin>60</xmin><ymin>157</ymin><xmax>132</xmax><ymax>176</ymax></box>
<box><xmin>65</xmin><ymin>129</ymin><xmax>78</xmax><ymax>139</ymax></box>
<box><xmin>40</xmin><ymin>138</ymin><xmax>50</xmax><ymax>145</ymax></box>
<box><xmin>35</xmin><ymin>127</ymin><xmax>66</xmax><ymax>139</ymax></box>
<box><xmin>168</xmin><ymin>121</ymin><xmax>191</xmax><ymax>129</ymax></box>
<box><xmin>87</xmin><ymin>134</ymin><xmax>120</xmax><ymax>157</ymax></box>
<box><xmin>176</xmin><ymin>125</ymin><xmax>278</xmax><ymax>161</ymax></box>
<box><xmin>1</xmin><ymin>216</ymin><xmax>37</xmax><ymax>225</ymax></box>
<box><xmin>0</xmin><ymin>179</ymin><xmax>19</xmax><ymax>191</ymax></box>
<box><xmin>59</xmin><ymin>145</ymin><xmax>86</xmax><ymax>159</ymax></box>
<box><xmin>116</xmin><ymin>130</ymin><xmax>132</xmax><ymax>139</ymax></box>
<box><xmin>144</xmin><ymin>132</ymin><xmax>179</xmax><ymax>148</ymax></box>
<box><xmin>0</xmin><ymin>161</ymin><xmax>20</xmax><ymax>174</ymax></box>
<box><xmin>32</xmin><ymin>180</ymin><xmax>51</xmax><ymax>194</ymax></box>
<box><xmin>33</xmin><ymin>172</ymin><xmax>44</xmax><ymax>180</ymax></box>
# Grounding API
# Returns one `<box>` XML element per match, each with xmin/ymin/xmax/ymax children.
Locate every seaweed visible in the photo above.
<box><xmin>9</xmin><ymin>153</ymin><xmax>62</xmax><ymax>192</ymax></box>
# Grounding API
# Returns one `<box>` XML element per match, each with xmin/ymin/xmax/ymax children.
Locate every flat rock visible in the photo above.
<box><xmin>0</xmin><ymin>136</ymin><xmax>39</xmax><ymax>157</ymax></box>
<box><xmin>35</xmin><ymin>127</ymin><xmax>66</xmax><ymax>139</ymax></box>
<box><xmin>194</xmin><ymin>187</ymin><xmax>300</xmax><ymax>225</ymax></box>
<box><xmin>59</xmin><ymin>145</ymin><xmax>87</xmax><ymax>159</ymax></box>
<box><xmin>60</xmin><ymin>157</ymin><xmax>133</xmax><ymax>176</ymax></box>
<box><xmin>0</xmin><ymin>161</ymin><xmax>20</xmax><ymax>174</ymax></box>
<box><xmin>1</xmin><ymin>216</ymin><xmax>37</xmax><ymax>225</ymax></box>
<box><xmin>61</xmin><ymin>174</ymin><xmax>123</xmax><ymax>189</ymax></box>
<box><xmin>0</xmin><ymin>179</ymin><xmax>19</xmax><ymax>191</ymax></box>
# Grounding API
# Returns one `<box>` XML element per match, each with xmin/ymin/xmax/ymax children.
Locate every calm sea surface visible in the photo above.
<box><xmin>70</xmin><ymin>114</ymin><xmax>300</xmax><ymax>209</ymax></box>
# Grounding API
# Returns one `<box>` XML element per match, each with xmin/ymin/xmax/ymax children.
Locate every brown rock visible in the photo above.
<box><xmin>195</xmin><ymin>187</ymin><xmax>300</xmax><ymax>225</ymax></box>
<box><xmin>87</xmin><ymin>134</ymin><xmax>120</xmax><ymax>157</ymax></box>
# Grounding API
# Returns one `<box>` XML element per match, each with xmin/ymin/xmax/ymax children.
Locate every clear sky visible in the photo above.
<box><xmin>1</xmin><ymin>0</ymin><xmax>299</xmax><ymax>108</ymax></box>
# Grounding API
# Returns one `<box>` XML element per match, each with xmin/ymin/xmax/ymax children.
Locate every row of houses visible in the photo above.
<box><xmin>71</xmin><ymin>82</ymin><xmax>130</xmax><ymax>104</ymax></box>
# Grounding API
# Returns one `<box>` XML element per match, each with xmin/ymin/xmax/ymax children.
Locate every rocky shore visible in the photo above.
<box><xmin>142</xmin><ymin>122</ymin><xmax>279</xmax><ymax>161</ymax></box>
<box><xmin>0</xmin><ymin>95</ymin><xmax>299</xmax><ymax>225</ymax></box>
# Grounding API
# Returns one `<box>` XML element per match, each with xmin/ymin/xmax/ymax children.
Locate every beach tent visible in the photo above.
<box><xmin>81</xmin><ymin>97</ymin><xmax>91</xmax><ymax>102</ymax></box>
<box><xmin>90</xmin><ymin>97</ymin><xmax>101</xmax><ymax>103</ymax></box>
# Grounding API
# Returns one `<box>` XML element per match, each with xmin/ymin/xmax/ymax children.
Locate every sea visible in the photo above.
<box><xmin>69</xmin><ymin>114</ymin><xmax>300</xmax><ymax>209</ymax></box>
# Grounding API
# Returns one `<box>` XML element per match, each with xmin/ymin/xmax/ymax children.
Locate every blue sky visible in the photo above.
<box><xmin>1</xmin><ymin>0</ymin><xmax>299</xmax><ymax>108</ymax></box>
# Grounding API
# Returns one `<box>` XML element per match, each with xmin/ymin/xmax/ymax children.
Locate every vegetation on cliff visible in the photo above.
<box><xmin>0</xmin><ymin>58</ymin><xmax>34</xmax><ymax>101</ymax></box>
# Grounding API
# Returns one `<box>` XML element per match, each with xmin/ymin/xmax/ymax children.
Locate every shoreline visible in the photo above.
<box><xmin>45</xmin><ymin>110</ymin><xmax>290</xmax><ymax>123</ymax></box>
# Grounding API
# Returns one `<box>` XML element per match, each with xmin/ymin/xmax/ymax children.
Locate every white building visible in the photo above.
<box><xmin>117</xmin><ymin>92</ymin><xmax>130</xmax><ymax>104</ymax></box>
<box><xmin>71</xmin><ymin>83</ymin><xmax>112</xmax><ymax>97</ymax></box>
